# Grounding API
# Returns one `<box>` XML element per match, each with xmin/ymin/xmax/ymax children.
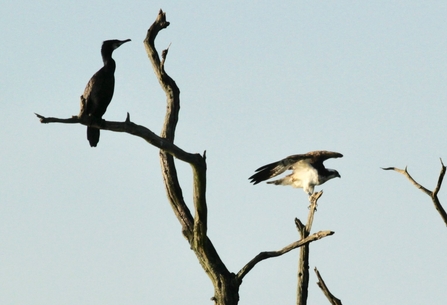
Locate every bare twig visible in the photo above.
<box><xmin>381</xmin><ymin>166</ymin><xmax>431</xmax><ymax>194</ymax></box>
<box><xmin>35</xmin><ymin>113</ymin><xmax>80</xmax><ymax>124</ymax></box>
<box><xmin>382</xmin><ymin>160</ymin><xmax>447</xmax><ymax>227</ymax></box>
<box><xmin>314</xmin><ymin>268</ymin><xmax>342</xmax><ymax>305</ymax></box>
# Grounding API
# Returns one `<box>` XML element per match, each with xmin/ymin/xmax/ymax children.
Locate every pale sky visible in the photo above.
<box><xmin>1</xmin><ymin>1</ymin><xmax>447</xmax><ymax>304</ymax></box>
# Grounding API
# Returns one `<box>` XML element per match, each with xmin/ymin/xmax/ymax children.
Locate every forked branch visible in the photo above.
<box><xmin>382</xmin><ymin>159</ymin><xmax>447</xmax><ymax>226</ymax></box>
<box><xmin>237</xmin><ymin>230</ymin><xmax>334</xmax><ymax>282</ymax></box>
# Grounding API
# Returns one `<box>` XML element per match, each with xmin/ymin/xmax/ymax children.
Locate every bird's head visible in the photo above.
<box><xmin>327</xmin><ymin>169</ymin><xmax>341</xmax><ymax>179</ymax></box>
<box><xmin>112</xmin><ymin>39</ymin><xmax>131</xmax><ymax>50</ymax></box>
<box><xmin>101</xmin><ymin>39</ymin><xmax>131</xmax><ymax>57</ymax></box>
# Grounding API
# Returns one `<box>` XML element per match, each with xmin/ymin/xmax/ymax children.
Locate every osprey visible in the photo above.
<box><xmin>249</xmin><ymin>150</ymin><xmax>342</xmax><ymax>195</ymax></box>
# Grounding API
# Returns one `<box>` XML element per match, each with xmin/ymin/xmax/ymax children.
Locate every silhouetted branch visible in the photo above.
<box><xmin>35</xmin><ymin>112</ymin><xmax>200</xmax><ymax>166</ymax></box>
<box><xmin>35</xmin><ymin>113</ymin><xmax>79</xmax><ymax>124</ymax></box>
<box><xmin>314</xmin><ymin>268</ymin><xmax>342</xmax><ymax>305</ymax></box>
<box><xmin>236</xmin><ymin>230</ymin><xmax>334</xmax><ymax>282</ymax></box>
<box><xmin>144</xmin><ymin>10</ymin><xmax>238</xmax><ymax>305</ymax></box>
<box><xmin>143</xmin><ymin>9</ymin><xmax>199</xmax><ymax>244</ymax></box>
<box><xmin>433</xmin><ymin>159</ymin><xmax>446</xmax><ymax>197</ymax></box>
<box><xmin>382</xmin><ymin>160</ymin><xmax>447</xmax><ymax>227</ymax></box>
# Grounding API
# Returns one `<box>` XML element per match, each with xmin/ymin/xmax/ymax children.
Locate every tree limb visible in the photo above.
<box><xmin>236</xmin><ymin>230</ymin><xmax>334</xmax><ymax>282</ymax></box>
<box><xmin>143</xmin><ymin>10</ymin><xmax>237</xmax><ymax>305</ymax></box>
<box><xmin>35</xmin><ymin>112</ymin><xmax>200</xmax><ymax>167</ymax></box>
<box><xmin>314</xmin><ymin>267</ymin><xmax>343</xmax><ymax>305</ymax></box>
<box><xmin>143</xmin><ymin>9</ymin><xmax>199</xmax><ymax>245</ymax></box>
<box><xmin>382</xmin><ymin>160</ymin><xmax>447</xmax><ymax>227</ymax></box>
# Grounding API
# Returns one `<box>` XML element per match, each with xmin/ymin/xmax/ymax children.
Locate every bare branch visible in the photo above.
<box><xmin>35</xmin><ymin>113</ymin><xmax>201</xmax><ymax>166</ymax></box>
<box><xmin>306</xmin><ymin>191</ymin><xmax>322</xmax><ymax>231</ymax></box>
<box><xmin>433</xmin><ymin>158</ymin><xmax>446</xmax><ymax>196</ymax></box>
<box><xmin>314</xmin><ymin>268</ymin><xmax>342</xmax><ymax>305</ymax></box>
<box><xmin>382</xmin><ymin>163</ymin><xmax>447</xmax><ymax>226</ymax></box>
<box><xmin>144</xmin><ymin>10</ymin><xmax>238</xmax><ymax>304</ymax></box>
<box><xmin>144</xmin><ymin>9</ymin><xmax>210</xmax><ymax>247</ymax></box>
<box><xmin>35</xmin><ymin>113</ymin><xmax>80</xmax><ymax>124</ymax></box>
<box><xmin>144</xmin><ymin>9</ymin><xmax>178</xmax><ymax>142</ymax></box>
<box><xmin>381</xmin><ymin>167</ymin><xmax>431</xmax><ymax>195</ymax></box>
<box><xmin>236</xmin><ymin>230</ymin><xmax>334</xmax><ymax>282</ymax></box>
<box><xmin>295</xmin><ymin>218</ymin><xmax>305</xmax><ymax>233</ymax></box>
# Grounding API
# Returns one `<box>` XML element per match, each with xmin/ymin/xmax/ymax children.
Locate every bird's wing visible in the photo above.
<box><xmin>287</xmin><ymin>151</ymin><xmax>343</xmax><ymax>163</ymax></box>
<box><xmin>81</xmin><ymin>68</ymin><xmax>115</xmax><ymax>118</ymax></box>
<box><xmin>249</xmin><ymin>156</ymin><xmax>303</xmax><ymax>184</ymax></box>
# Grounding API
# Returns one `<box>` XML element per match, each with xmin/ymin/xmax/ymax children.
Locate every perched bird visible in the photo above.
<box><xmin>79</xmin><ymin>39</ymin><xmax>131</xmax><ymax>147</ymax></box>
<box><xmin>249</xmin><ymin>150</ymin><xmax>343</xmax><ymax>195</ymax></box>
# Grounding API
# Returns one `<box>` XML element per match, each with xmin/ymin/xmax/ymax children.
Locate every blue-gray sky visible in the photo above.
<box><xmin>2</xmin><ymin>1</ymin><xmax>447</xmax><ymax>304</ymax></box>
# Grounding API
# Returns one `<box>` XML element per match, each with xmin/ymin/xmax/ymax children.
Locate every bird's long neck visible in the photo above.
<box><xmin>101</xmin><ymin>49</ymin><xmax>116</xmax><ymax>73</ymax></box>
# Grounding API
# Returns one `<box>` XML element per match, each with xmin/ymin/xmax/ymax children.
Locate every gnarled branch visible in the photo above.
<box><xmin>35</xmin><ymin>112</ymin><xmax>200</xmax><ymax>166</ymax></box>
<box><xmin>143</xmin><ymin>10</ymin><xmax>237</xmax><ymax>305</ymax></box>
<box><xmin>382</xmin><ymin>160</ymin><xmax>447</xmax><ymax>227</ymax></box>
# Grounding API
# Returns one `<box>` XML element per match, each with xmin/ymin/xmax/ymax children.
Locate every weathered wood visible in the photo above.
<box><xmin>296</xmin><ymin>191</ymin><xmax>321</xmax><ymax>305</ymax></box>
<box><xmin>144</xmin><ymin>10</ymin><xmax>239</xmax><ymax>305</ymax></box>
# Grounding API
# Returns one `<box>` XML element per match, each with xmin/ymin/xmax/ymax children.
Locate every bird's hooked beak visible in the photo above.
<box><xmin>119</xmin><ymin>39</ymin><xmax>131</xmax><ymax>45</ymax></box>
<box><xmin>114</xmin><ymin>39</ymin><xmax>131</xmax><ymax>49</ymax></box>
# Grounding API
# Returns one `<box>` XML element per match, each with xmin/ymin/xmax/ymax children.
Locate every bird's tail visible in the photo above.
<box><xmin>87</xmin><ymin>127</ymin><xmax>100</xmax><ymax>147</ymax></box>
<box><xmin>266</xmin><ymin>177</ymin><xmax>293</xmax><ymax>186</ymax></box>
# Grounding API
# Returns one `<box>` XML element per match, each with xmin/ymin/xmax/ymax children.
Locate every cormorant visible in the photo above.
<box><xmin>79</xmin><ymin>39</ymin><xmax>131</xmax><ymax>147</ymax></box>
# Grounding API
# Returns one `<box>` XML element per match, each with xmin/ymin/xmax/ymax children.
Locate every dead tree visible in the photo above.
<box><xmin>382</xmin><ymin>159</ymin><xmax>447</xmax><ymax>227</ymax></box>
<box><xmin>35</xmin><ymin>10</ymin><xmax>335</xmax><ymax>305</ymax></box>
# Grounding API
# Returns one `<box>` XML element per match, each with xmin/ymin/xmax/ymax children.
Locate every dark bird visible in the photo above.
<box><xmin>79</xmin><ymin>39</ymin><xmax>131</xmax><ymax>147</ymax></box>
<box><xmin>249</xmin><ymin>150</ymin><xmax>343</xmax><ymax>195</ymax></box>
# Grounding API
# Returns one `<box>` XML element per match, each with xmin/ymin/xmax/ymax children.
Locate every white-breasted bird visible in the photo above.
<box><xmin>249</xmin><ymin>150</ymin><xmax>342</xmax><ymax>195</ymax></box>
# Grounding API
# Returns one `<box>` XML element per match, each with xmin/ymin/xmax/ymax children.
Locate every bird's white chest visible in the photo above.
<box><xmin>290</xmin><ymin>165</ymin><xmax>319</xmax><ymax>188</ymax></box>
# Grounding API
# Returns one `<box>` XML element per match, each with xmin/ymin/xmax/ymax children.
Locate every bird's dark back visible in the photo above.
<box><xmin>83</xmin><ymin>65</ymin><xmax>115</xmax><ymax>118</ymax></box>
